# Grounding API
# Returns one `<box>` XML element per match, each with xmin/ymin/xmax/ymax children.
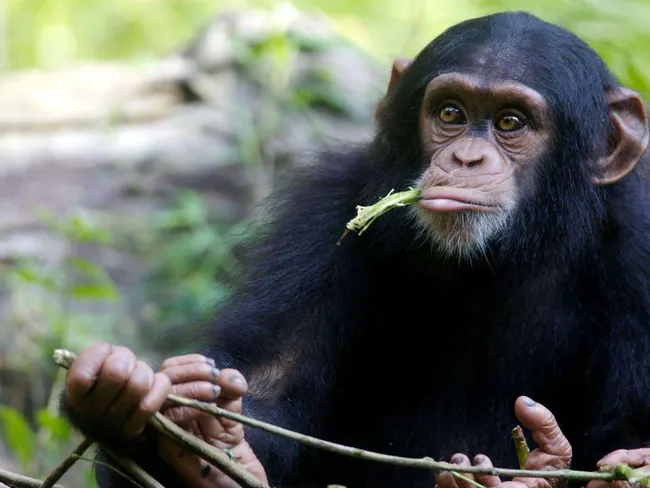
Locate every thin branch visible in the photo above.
<box><xmin>149</xmin><ymin>414</ymin><xmax>268</xmax><ymax>488</ymax></box>
<box><xmin>512</xmin><ymin>426</ymin><xmax>530</xmax><ymax>469</ymax></box>
<box><xmin>52</xmin><ymin>349</ymin><xmax>648</xmax><ymax>487</ymax></box>
<box><xmin>53</xmin><ymin>349</ymin><xmax>268</xmax><ymax>488</ymax></box>
<box><xmin>70</xmin><ymin>455</ymin><xmax>147</xmax><ymax>488</ymax></box>
<box><xmin>100</xmin><ymin>444</ymin><xmax>166</xmax><ymax>488</ymax></box>
<box><xmin>451</xmin><ymin>471</ymin><xmax>487</xmax><ymax>488</ymax></box>
<box><xmin>613</xmin><ymin>464</ymin><xmax>650</xmax><ymax>488</ymax></box>
<box><xmin>164</xmin><ymin>394</ymin><xmax>624</xmax><ymax>484</ymax></box>
<box><xmin>40</xmin><ymin>438</ymin><xmax>93</xmax><ymax>488</ymax></box>
<box><xmin>338</xmin><ymin>187</ymin><xmax>421</xmax><ymax>245</ymax></box>
<box><xmin>0</xmin><ymin>468</ymin><xmax>65</xmax><ymax>488</ymax></box>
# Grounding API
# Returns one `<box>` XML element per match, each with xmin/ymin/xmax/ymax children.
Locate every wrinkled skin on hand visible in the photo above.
<box><xmin>436</xmin><ymin>397</ymin><xmax>573</xmax><ymax>488</ymax></box>
<box><xmin>66</xmin><ymin>344</ymin><xmax>650</xmax><ymax>488</ymax></box>
<box><xmin>65</xmin><ymin>343</ymin><xmax>172</xmax><ymax>440</ymax></box>
<box><xmin>65</xmin><ymin>343</ymin><xmax>268</xmax><ymax>488</ymax></box>
<box><xmin>586</xmin><ymin>449</ymin><xmax>650</xmax><ymax>488</ymax></box>
<box><xmin>157</xmin><ymin>354</ymin><xmax>268</xmax><ymax>488</ymax></box>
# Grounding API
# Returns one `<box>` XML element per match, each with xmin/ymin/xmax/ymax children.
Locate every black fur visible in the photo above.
<box><xmin>71</xmin><ymin>11</ymin><xmax>650</xmax><ymax>488</ymax></box>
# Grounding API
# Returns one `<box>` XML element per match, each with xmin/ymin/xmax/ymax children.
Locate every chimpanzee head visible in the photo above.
<box><xmin>374</xmin><ymin>12</ymin><xmax>648</xmax><ymax>260</ymax></box>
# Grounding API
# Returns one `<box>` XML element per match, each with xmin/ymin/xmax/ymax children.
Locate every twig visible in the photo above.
<box><xmin>164</xmin><ymin>394</ymin><xmax>625</xmax><ymax>483</ymax></box>
<box><xmin>451</xmin><ymin>471</ymin><xmax>487</xmax><ymax>488</ymax></box>
<box><xmin>52</xmin><ymin>349</ymin><xmax>648</xmax><ymax>487</ymax></box>
<box><xmin>71</xmin><ymin>455</ymin><xmax>147</xmax><ymax>488</ymax></box>
<box><xmin>39</xmin><ymin>438</ymin><xmax>93</xmax><ymax>488</ymax></box>
<box><xmin>53</xmin><ymin>349</ymin><xmax>268</xmax><ymax>488</ymax></box>
<box><xmin>149</xmin><ymin>414</ymin><xmax>268</xmax><ymax>488</ymax></box>
<box><xmin>100</xmin><ymin>444</ymin><xmax>166</xmax><ymax>488</ymax></box>
<box><xmin>0</xmin><ymin>468</ymin><xmax>65</xmax><ymax>488</ymax></box>
<box><xmin>613</xmin><ymin>464</ymin><xmax>650</xmax><ymax>488</ymax></box>
<box><xmin>337</xmin><ymin>187</ymin><xmax>421</xmax><ymax>245</ymax></box>
<box><xmin>512</xmin><ymin>425</ymin><xmax>530</xmax><ymax>469</ymax></box>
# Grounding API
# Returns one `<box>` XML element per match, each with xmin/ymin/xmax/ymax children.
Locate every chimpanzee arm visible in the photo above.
<box><xmin>198</xmin><ymin>156</ymin><xmax>369</xmax><ymax>484</ymax></box>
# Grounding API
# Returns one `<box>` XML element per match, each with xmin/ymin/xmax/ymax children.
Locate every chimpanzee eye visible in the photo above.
<box><xmin>439</xmin><ymin>105</ymin><xmax>467</xmax><ymax>125</ymax></box>
<box><xmin>496</xmin><ymin>113</ymin><xmax>526</xmax><ymax>132</ymax></box>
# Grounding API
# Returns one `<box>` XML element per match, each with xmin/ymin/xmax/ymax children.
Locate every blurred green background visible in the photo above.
<box><xmin>3</xmin><ymin>0</ymin><xmax>650</xmax><ymax>486</ymax></box>
<box><xmin>7</xmin><ymin>0</ymin><xmax>650</xmax><ymax>99</ymax></box>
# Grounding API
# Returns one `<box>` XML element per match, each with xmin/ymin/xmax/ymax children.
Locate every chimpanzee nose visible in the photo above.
<box><xmin>453</xmin><ymin>140</ymin><xmax>487</xmax><ymax>168</ymax></box>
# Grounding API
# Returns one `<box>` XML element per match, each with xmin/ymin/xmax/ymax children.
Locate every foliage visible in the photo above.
<box><xmin>475</xmin><ymin>0</ymin><xmax>650</xmax><ymax>99</ymax></box>
<box><xmin>134</xmin><ymin>191</ymin><xmax>245</xmax><ymax>353</ymax></box>
<box><xmin>7</xmin><ymin>0</ymin><xmax>220</xmax><ymax>69</ymax></box>
<box><xmin>0</xmin><ymin>211</ymin><xmax>121</xmax><ymax>486</ymax></box>
<box><xmin>0</xmin><ymin>405</ymin><xmax>72</xmax><ymax>473</ymax></box>
<box><xmin>9</xmin><ymin>0</ymin><xmax>650</xmax><ymax>99</ymax></box>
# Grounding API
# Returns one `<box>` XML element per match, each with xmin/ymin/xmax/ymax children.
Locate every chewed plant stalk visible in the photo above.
<box><xmin>337</xmin><ymin>188</ymin><xmax>422</xmax><ymax>245</ymax></box>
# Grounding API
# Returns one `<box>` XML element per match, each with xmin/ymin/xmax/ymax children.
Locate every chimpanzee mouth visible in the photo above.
<box><xmin>417</xmin><ymin>192</ymin><xmax>497</xmax><ymax>214</ymax></box>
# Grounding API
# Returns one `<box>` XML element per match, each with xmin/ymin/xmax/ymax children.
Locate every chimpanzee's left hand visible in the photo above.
<box><xmin>436</xmin><ymin>396</ymin><xmax>572</xmax><ymax>488</ymax></box>
<box><xmin>156</xmin><ymin>354</ymin><xmax>268</xmax><ymax>488</ymax></box>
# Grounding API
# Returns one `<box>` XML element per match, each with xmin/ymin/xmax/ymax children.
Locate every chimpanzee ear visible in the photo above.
<box><xmin>593</xmin><ymin>87</ymin><xmax>649</xmax><ymax>185</ymax></box>
<box><xmin>375</xmin><ymin>57</ymin><xmax>413</xmax><ymax>121</ymax></box>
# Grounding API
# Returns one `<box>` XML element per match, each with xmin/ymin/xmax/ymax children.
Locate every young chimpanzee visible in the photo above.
<box><xmin>62</xmin><ymin>11</ymin><xmax>650</xmax><ymax>488</ymax></box>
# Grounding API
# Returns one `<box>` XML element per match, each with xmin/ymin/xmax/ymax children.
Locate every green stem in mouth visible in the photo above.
<box><xmin>337</xmin><ymin>187</ymin><xmax>422</xmax><ymax>245</ymax></box>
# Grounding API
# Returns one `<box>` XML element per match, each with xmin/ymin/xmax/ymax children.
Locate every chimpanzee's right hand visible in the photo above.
<box><xmin>65</xmin><ymin>342</ymin><xmax>172</xmax><ymax>440</ymax></box>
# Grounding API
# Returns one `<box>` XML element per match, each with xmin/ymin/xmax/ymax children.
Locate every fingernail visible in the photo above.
<box><xmin>451</xmin><ymin>454</ymin><xmax>464</xmax><ymax>464</ymax></box>
<box><xmin>523</xmin><ymin>396</ymin><xmax>536</xmax><ymax>407</ymax></box>
<box><xmin>205</xmin><ymin>357</ymin><xmax>215</xmax><ymax>367</ymax></box>
<box><xmin>230</xmin><ymin>375</ymin><xmax>245</xmax><ymax>386</ymax></box>
<box><xmin>212</xmin><ymin>385</ymin><xmax>221</xmax><ymax>399</ymax></box>
<box><xmin>211</xmin><ymin>368</ymin><xmax>220</xmax><ymax>382</ymax></box>
<box><xmin>474</xmin><ymin>455</ymin><xmax>486</xmax><ymax>464</ymax></box>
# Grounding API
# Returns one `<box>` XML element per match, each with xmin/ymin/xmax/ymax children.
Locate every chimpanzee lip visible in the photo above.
<box><xmin>417</xmin><ymin>190</ymin><xmax>496</xmax><ymax>214</ymax></box>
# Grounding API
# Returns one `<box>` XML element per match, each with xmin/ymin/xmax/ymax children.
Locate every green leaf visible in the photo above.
<box><xmin>0</xmin><ymin>406</ymin><xmax>36</xmax><ymax>469</ymax></box>
<box><xmin>36</xmin><ymin>409</ymin><xmax>71</xmax><ymax>442</ymax></box>
<box><xmin>68</xmin><ymin>258</ymin><xmax>108</xmax><ymax>279</ymax></box>
<box><xmin>38</xmin><ymin>210</ymin><xmax>111</xmax><ymax>244</ymax></box>
<box><xmin>69</xmin><ymin>283</ymin><xmax>118</xmax><ymax>301</ymax></box>
<box><xmin>13</xmin><ymin>266</ymin><xmax>58</xmax><ymax>290</ymax></box>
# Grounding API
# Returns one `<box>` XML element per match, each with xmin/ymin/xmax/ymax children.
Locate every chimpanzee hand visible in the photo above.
<box><xmin>65</xmin><ymin>344</ymin><xmax>268</xmax><ymax>488</ymax></box>
<box><xmin>65</xmin><ymin>343</ymin><xmax>172</xmax><ymax>441</ymax></box>
<box><xmin>436</xmin><ymin>396</ymin><xmax>573</xmax><ymax>488</ymax></box>
<box><xmin>586</xmin><ymin>449</ymin><xmax>650</xmax><ymax>488</ymax></box>
<box><xmin>157</xmin><ymin>354</ymin><xmax>269</xmax><ymax>488</ymax></box>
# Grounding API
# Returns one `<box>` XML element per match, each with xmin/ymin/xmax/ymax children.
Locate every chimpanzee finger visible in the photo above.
<box><xmin>500</xmin><ymin>482</ymin><xmax>537</xmax><ymax>488</ymax></box>
<box><xmin>66</xmin><ymin>342</ymin><xmax>113</xmax><ymax>407</ymax></box>
<box><xmin>514</xmin><ymin>396</ymin><xmax>572</xmax><ymax>468</ymax></box>
<box><xmin>212</xmin><ymin>396</ymin><xmax>244</xmax><ymax>431</ymax></box>
<box><xmin>158</xmin><ymin>437</ymin><xmax>225</xmax><ymax>487</ymax></box>
<box><xmin>122</xmin><ymin>372</ymin><xmax>171</xmax><ymax>439</ymax></box>
<box><xmin>596</xmin><ymin>448</ymin><xmax>650</xmax><ymax>469</ymax></box>
<box><xmin>214</xmin><ymin>368</ymin><xmax>248</xmax><ymax>400</ymax></box>
<box><xmin>169</xmin><ymin>381</ymin><xmax>221</xmax><ymax>403</ymax></box>
<box><xmin>448</xmin><ymin>454</ymin><xmax>476</xmax><ymax>488</ymax></box>
<box><xmin>104</xmin><ymin>361</ymin><xmax>154</xmax><ymax>431</ymax></box>
<box><xmin>162</xmin><ymin>362</ymin><xmax>220</xmax><ymax>386</ymax></box>
<box><xmin>586</xmin><ymin>480</ymin><xmax>630</xmax><ymax>488</ymax></box>
<box><xmin>472</xmin><ymin>455</ymin><xmax>502</xmax><ymax>488</ymax></box>
<box><xmin>161</xmin><ymin>354</ymin><xmax>215</xmax><ymax>369</ymax></box>
<box><xmin>436</xmin><ymin>471</ymin><xmax>460</xmax><ymax>488</ymax></box>
<box><xmin>163</xmin><ymin>405</ymin><xmax>211</xmax><ymax>424</ymax></box>
<box><xmin>81</xmin><ymin>346</ymin><xmax>138</xmax><ymax>412</ymax></box>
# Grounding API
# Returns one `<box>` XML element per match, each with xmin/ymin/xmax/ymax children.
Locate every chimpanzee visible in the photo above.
<box><xmin>62</xmin><ymin>10</ymin><xmax>650</xmax><ymax>488</ymax></box>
